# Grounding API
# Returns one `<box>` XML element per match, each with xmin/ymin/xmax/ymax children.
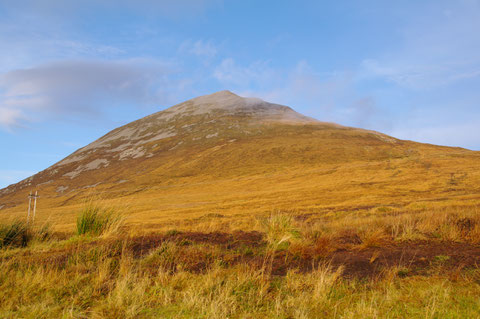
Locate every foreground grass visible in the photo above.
<box><xmin>0</xmin><ymin>235</ymin><xmax>479</xmax><ymax>318</ymax></box>
<box><xmin>0</xmin><ymin>205</ymin><xmax>479</xmax><ymax>318</ymax></box>
<box><xmin>0</xmin><ymin>243</ymin><xmax>478</xmax><ymax>319</ymax></box>
<box><xmin>0</xmin><ymin>220</ymin><xmax>51</xmax><ymax>249</ymax></box>
<box><xmin>0</xmin><ymin>220</ymin><xmax>31</xmax><ymax>248</ymax></box>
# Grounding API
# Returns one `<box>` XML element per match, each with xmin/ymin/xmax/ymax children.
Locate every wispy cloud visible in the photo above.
<box><xmin>342</xmin><ymin>97</ymin><xmax>380</xmax><ymax>129</ymax></box>
<box><xmin>214</xmin><ymin>58</ymin><xmax>276</xmax><ymax>88</ymax></box>
<box><xmin>0</xmin><ymin>108</ymin><xmax>25</xmax><ymax>129</ymax></box>
<box><xmin>0</xmin><ymin>0</ymin><xmax>221</xmax><ymax>72</ymax></box>
<box><xmin>234</xmin><ymin>60</ymin><xmax>385</xmax><ymax>129</ymax></box>
<box><xmin>0</xmin><ymin>59</ymin><xmax>173</xmax><ymax>129</ymax></box>
<box><xmin>179</xmin><ymin>39</ymin><xmax>218</xmax><ymax>59</ymax></box>
<box><xmin>361</xmin><ymin>59</ymin><xmax>480</xmax><ymax>90</ymax></box>
<box><xmin>361</xmin><ymin>0</ymin><xmax>480</xmax><ymax>89</ymax></box>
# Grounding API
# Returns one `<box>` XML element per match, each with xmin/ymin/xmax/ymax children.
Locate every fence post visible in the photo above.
<box><xmin>27</xmin><ymin>191</ymin><xmax>32</xmax><ymax>224</ymax></box>
<box><xmin>33</xmin><ymin>191</ymin><xmax>38</xmax><ymax>223</ymax></box>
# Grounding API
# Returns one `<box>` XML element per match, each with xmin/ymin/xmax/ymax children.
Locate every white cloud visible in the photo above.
<box><xmin>239</xmin><ymin>61</ymin><xmax>351</xmax><ymax>114</ymax></box>
<box><xmin>343</xmin><ymin>97</ymin><xmax>379</xmax><ymax>129</ymax></box>
<box><xmin>0</xmin><ymin>1</ymin><xmax>221</xmax><ymax>72</ymax></box>
<box><xmin>361</xmin><ymin>59</ymin><xmax>480</xmax><ymax>90</ymax></box>
<box><xmin>0</xmin><ymin>59</ymin><xmax>173</xmax><ymax>128</ymax></box>
<box><xmin>0</xmin><ymin>107</ymin><xmax>25</xmax><ymax>129</ymax></box>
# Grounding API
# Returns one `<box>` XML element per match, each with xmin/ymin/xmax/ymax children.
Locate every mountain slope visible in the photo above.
<box><xmin>1</xmin><ymin>91</ymin><xmax>479</xmax><ymax>230</ymax></box>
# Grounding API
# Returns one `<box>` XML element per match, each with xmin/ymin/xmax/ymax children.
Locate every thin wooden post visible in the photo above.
<box><xmin>27</xmin><ymin>191</ymin><xmax>39</xmax><ymax>224</ymax></box>
<box><xmin>27</xmin><ymin>191</ymin><xmax>32</xmax><ymax>224</ymax></box>
<box><xmin>33</xmin><ymin>191</ymin><xmax>38</xmax><ymax>223</ymax></box>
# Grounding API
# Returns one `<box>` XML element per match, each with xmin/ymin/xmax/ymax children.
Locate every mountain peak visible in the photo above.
<box><xmin>188</xmin><ymin>90</ymin><xmax>240</xmax><ymax>104</ymax></box>
<box><xmin>0</xmin><ymin>91</ymin><xmax>324</xmax><ymax>197</ymax></box>
<box><xmin>206</xmin><ymin>90</ymin><xmax>237</xmax><ymax>97</ymax></box>
<box><xmin>167</xmin><ymin>90</ymin><xmax>316</xmax><ymax>124</ymax></box>
<box><xmin>188</xmin><ymin>90</ymin><xmax>244</xmax><ymax>110</ymax></box>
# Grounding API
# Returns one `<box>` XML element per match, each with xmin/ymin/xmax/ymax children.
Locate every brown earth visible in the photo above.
<box><xmin>7</xmin><ymin>232</ymin><xmax>480</xmax><ymax>280</ymax></box>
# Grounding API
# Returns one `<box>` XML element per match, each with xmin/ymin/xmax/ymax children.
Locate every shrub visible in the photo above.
<box><xmin>76</xmin><ymin>202</ymin><xmax>122</xmax><ymax>236</ymax></box>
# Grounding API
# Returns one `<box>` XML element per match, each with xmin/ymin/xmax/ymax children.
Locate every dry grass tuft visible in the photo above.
<box><xmin>260</xmin><ymin>212</ymin><xmax>299</xmax><ymax>249</ymax></box>
<box><xmin>76</xmin><ymin>200</ymin><xmax>123</xmax><ymax>236</ymax></box>
<box><xmin>358</xmin><ymin>229</ymin><xmax>392</xmax><ymax>249</ymax></box>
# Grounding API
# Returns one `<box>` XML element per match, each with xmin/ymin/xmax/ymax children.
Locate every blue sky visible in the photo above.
<box><xmin>1</xmin><ymin>0</ymin><xmax>480</xmax><ymax>188</ymax></box>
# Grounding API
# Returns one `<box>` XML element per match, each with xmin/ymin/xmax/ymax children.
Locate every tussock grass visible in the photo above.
<box><xmin>0</xmin><ymin>220</ymin><xmax>31</xmax><ymax>248</ymax></box>
<box><xmin>76</xmin><ymin>201</ymin><xmax>123</xmax><ymax>236</ymax></box>
<box><xmin>259</xmin><ymin>213</ymin><xmax>301</xmax><ymax>277</ymax></box>
<box><xmin>260</xmin><ymin>213</ymin><xmax>299</xmax><ymax>248</ymax></box>
<box><xmin>34</xmin><ymin>222</ymin><xmax>52</xmax><ymax>242</ymax></box>
<box><xmin>358</xmin><ymin>229</ymin><xmax>391</xmax><ymax>249</ymax></box>
<box><xmin>0</xmin><ymin>220</ymin><xmax>52</xmax><ymax>249</ymax></box>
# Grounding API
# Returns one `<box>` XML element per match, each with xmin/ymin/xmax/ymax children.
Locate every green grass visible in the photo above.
<box><xmin>0</xmin><ymin>220</ymin><xmax>53</xmax><ymax>249</ymax></box>
<box><xmin>76</xmin><ymin>202</ymin><xmax>122</xmax><ymax>236</ymax></box>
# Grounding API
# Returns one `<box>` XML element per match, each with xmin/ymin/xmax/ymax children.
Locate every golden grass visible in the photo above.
<box><xmin>0</xmin><ymin>205</ymin><xmax>479</xmax><ymax>318</ymax></box>
<box><xmin>1</xmin><ymin>122</ymin><xmax>479</xmax><ymax>317</ymax></box>
<box><xmin>1</xmin><ymin>122</ymin><xmax>479</xmax><ymax>233</ymax></box>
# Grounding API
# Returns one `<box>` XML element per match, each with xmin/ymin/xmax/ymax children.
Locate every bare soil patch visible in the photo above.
<box><xmin>7</xmin><ymin>232</ymin><xmax>479</xmax><ymax>279</ymax></box>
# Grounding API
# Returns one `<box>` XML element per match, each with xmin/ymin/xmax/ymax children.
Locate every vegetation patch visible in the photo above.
<box><xmin>76</xmin><ymin>201</ymin><xmax>123</xmax><ymax>236</ymax></box>
<box><xmin>0</xmin><ymin>207</ymin><xmax>479</xmax><ymax>317</ymax></box>
<box><xmin>0</xmin><ymin>220</ymin><xmax>31</xmax><ymax>248</ymax></box>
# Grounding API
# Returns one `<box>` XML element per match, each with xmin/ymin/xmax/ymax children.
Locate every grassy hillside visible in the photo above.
<box><xmin>1</xmin><ymin>121</ymin><xmax>479</xmax><ymax>232</ymax></box>
<box><xmin>1</xmin><ymin>91</ymin><xmax>478</xmax><ymax>233</ymax></box>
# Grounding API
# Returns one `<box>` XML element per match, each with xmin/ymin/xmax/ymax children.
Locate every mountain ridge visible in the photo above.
<box><xmin>56</xmin><ymin>91</ymin><xmax>322</xmax><ymax>167</ymax></box>
<box><xmin>0</xmin><ymin>90</ymin><xmax>386</xmax><ymax>196</ymax></box>
<box><xmin>1</xmin><ymin>91</ymin><xmax>479</xmax><ymax>230</ymax></box>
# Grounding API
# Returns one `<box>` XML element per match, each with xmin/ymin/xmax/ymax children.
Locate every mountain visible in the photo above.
<box><xmin>1</xmin><ymin>90</ymin><xmax>479</xmax><ymax>230</ymax></box>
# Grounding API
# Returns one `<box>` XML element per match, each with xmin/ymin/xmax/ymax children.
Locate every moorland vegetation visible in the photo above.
<box><xmin>1</xmin><ymin>200</ymin><xmax>479</xmax><ymax>318</ymax></box>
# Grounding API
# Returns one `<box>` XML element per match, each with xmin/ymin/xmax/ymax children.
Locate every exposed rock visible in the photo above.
<box><xmin>56</xmin><ymin>186</ymin><xmax>69</xmax><ymax>193</ymax></box>
<box><xmin>63</xmin><ymin>159</ymin><xmax>109</xmax><ymax>179</ymax></box>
